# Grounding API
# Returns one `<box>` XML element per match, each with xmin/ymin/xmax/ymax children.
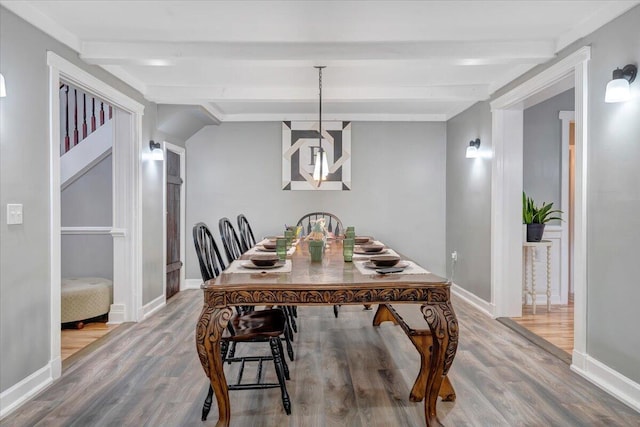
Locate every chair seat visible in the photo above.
<box><xmin>225</xmin><ymin>309</ymin><xmax>286</xmax><ymax>341</ymax></box>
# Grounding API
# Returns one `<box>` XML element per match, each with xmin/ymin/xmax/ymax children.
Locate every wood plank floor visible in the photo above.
<box><xmin>3</xmin><ymin>290</ymin><xmax>638</xmax><ymax>427</ymax></box>
<box><xmin>61</xmin><ymin>322</ymin><xmax>117</xmax><ymax>361</ymax></box>
<box><xmin>511</xmin><ymin>298</ymin><xmax>574</xmax><ymax>354</ymax></box>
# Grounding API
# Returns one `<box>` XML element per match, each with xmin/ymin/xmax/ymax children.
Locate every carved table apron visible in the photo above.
<box><xmin>196</xmin><ymin>240</ymin><xmax>459</xmax><ymax>427</ymax></box>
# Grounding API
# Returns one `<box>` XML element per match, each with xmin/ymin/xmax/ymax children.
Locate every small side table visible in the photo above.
<box><xmin>522</xmin><ymin>240</ymin><xmax>552</xmax><ymax>314</ymax></box>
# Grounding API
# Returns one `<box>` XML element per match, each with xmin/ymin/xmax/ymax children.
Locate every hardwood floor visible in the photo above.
<box><xmin>61</xmin><ymin>322</ymin><xmax>118</xmax><ymax>362</ymax></box>
<box><xmin>511</xmin><ymin>297</ymin><xmax>574</xmax><ymax>354</ymax></box>
<box><xmin>3</xmin><ymin>290</ymin><xmax>638</xmax><ymax>426</ymax></box>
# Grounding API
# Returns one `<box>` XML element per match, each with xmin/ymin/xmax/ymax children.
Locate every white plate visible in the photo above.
<box><xmin>240</xmin><ymin>260</ymin><xmax>285</xmax><ymax>270</ymax></box>
<box><xmin>363</xmin><ymin>260</ymin><xmax>409</xmax><ymax>270</ymax></box>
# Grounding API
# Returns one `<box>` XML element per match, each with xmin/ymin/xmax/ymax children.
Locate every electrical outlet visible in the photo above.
<box><xmin>7</xmin><ymin>204</ymin><xmax>23</xmax><ymax>225</ymax></box>
<box><xmin>451</xmin><ymin>250</ymin><xmax>458</xmax><ymax>262</ymax></box>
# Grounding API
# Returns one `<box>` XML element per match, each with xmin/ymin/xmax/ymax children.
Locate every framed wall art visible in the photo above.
<box><xmin>282</xmin><ymin>121</ymin><xmax>351</xmax><ymax>191</ymax></box>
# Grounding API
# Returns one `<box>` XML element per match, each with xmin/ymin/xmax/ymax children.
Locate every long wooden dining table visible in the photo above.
<box><xmin>196</xmin><ymin>239</ymin><xmax>459</xmax><ymax>427</ymax></box>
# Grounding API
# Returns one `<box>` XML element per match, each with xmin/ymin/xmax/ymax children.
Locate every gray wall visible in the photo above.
<box><xmin>61</xmin><ymin>154</ymin><xmax>113</xmax><ymax>280</ymax></box>
<box><xmin>523</xmin><ymin>88</ymin><xmax>575</xmax><ymax>215</ymax></box>
<box><xmin>0</xmin><ymin>6</ymin><xmax>166</xmax><ymax>393</ymax></box>
<box><xmin>446</xmin><ymin>101</ymin><xmax>493</xmax><ymax>301</ymax></box>
<box><xmin>581</xmin><ymin>6</ymin><xmax>640</xmax><ymax>383</ymax></box>
<box><xmin>186</xmin><ymin>121</ymin><xmax>447</xmax><ymax>280</ymax></box>
<box><xmin>449</xmin><ymin>5</ymin><xmax>640</xmax><ymax>382</ymax></box>
<box><xmin>61</xmin><ymin>155</ymin><xmax>113</xmax><ymax>227</ymax></box>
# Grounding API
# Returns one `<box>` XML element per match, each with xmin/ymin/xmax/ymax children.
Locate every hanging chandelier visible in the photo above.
<box><xmin>312</xmin><ymin>66</ymin><xmax>329</xmax><ymax>186</ymax></box>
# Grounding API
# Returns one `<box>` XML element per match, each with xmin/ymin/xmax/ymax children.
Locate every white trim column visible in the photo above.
<box><xmin>47</xmin><ymin>51</ymin><xmax>145</xmax><ymax>363</ymax></box>
<box><xmin>489</xmin><ymin>46</ymin><xmax>590</xmax><ymax>364</ymax></box>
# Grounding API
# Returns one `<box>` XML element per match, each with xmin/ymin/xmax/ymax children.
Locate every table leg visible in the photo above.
<box><xmin>523</xmin><ymin>247</ymin><xmax>529</xmax><ymax>306</ymax></box>
<box><xmin>196</xmin><ymin>305</ymin><xmax>233</xmax><ymax>427</ymax></box>
<box><xmin>422</xmin><ymin>296</ymin><xmax>458</xmax><ymax>427</ymax></box>
<box><xmin>546</xmin><ymin>245</ymin><xmax>552</xmax><ymax>312</ymax></box>
<box><xmin>531</xmin><ymin>247</ymin><xmax>537</xmax><ymax>315</ymax></box>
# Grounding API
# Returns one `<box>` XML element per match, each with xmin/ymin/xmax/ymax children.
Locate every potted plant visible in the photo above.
<box><xmin>522</xmin><ymin>192</ymin><xmax>563</xmax><ymax>242</ymax></box>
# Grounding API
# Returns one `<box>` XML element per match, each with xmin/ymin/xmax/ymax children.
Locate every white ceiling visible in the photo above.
<box><xmin>3</xmin><ymin>0</ymin><xmax>639</xmax><ymax>121</ymax></box>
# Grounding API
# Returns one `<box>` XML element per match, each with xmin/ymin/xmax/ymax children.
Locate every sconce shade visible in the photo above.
<box><xmin>605</xmin><ymin>78</ymin><xmax>631</xmax><ymax>103</ymax></box>
<box><xmin>466</xmin><ymin>146</ymin><xmax>479</xmax><ymax>158</ymax></box>
<box><xmin>466</xmin><ymin>138</ymin><xmax>481</xmax><ymax>158</ymax></box>
<box><xmin>0</xmin><ymin>73</ymin><xmax>6</xmax><ymax>98</ymax></box>
<box><xmin>605</xmin><ymin>64</ymin><xmax>637</xmax><ymax>103</ymax></box>
<box><xmin>149</xmin><ymin>140</ymin><xmax>164</xmax><ymax>160</ymax></box>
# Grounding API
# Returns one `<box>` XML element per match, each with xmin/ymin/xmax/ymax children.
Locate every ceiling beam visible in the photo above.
<box><xmin>80</xmin><ymin>40</ymin><xmax>555</xmax><ymax>66</ymax></box>
<box><xmin>145</xmin><ymin>84</ymin><xmax>489</xmax><ymax>104</ymax></box>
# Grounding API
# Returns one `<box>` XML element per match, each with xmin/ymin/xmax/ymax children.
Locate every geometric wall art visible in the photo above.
<box><xmin>282</xmin><ymin>120</ymin><xmax>351</xmax><ymax>190</ymax></box>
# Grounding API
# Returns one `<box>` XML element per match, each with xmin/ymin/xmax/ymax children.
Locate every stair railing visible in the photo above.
<box><xmin>59</xmin><ymin>83</ymin><xmax>113</xmax><ymax>156</ymax></box>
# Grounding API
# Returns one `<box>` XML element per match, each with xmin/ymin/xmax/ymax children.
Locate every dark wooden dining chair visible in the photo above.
<box><xmin>237</xmin><ymin>213</ymin><xmax>257</xmax><ymax>253</ymax></box>
<box><xmin>296</xmin><ymin>211</ymin><xmax>344</xmax><ymax>237</ymax></box>
<box><xmin>220</xmin><ymin>217</ymin><xmax>296</xmax><ymax>357</ymax></box>
<box><xmin>218</xmin><ymin>217</ymin><xmax>245</xmax><ymax>263</ymax></box>
<box><xmin>193</xmin><ymin>222</ymin><xmax>292</xmax><ymax>419</ymax></box>
<box><xmin>297</xmin><ymin>212</ymin><xmax>343</xmax><ymax>318</ymax></box>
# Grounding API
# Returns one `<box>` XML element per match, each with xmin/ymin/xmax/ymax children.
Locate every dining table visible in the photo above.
<box><xmin>196</xmin><ymin>237</ymin><xmax>459</xmax><ymax>427</ymax></box>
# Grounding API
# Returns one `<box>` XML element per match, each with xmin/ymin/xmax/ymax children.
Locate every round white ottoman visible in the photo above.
<box><xmin>61</xmin><ymin>277</ymin><xmax>113</xmax><ymax>325</ymax></box>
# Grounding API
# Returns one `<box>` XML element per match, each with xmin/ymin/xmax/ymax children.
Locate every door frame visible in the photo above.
<box><xmin>559</xmin><ymin>110</ymin><xmax>575</xmax><ymax>298</ymax></box>
<box><xmin>163</xmin><ymin>142</ymin><xmax>186</xmax><ymax>300</ymax></box>
<box><xmin>489</xmin><ymin>46</ymin><xmax>590</xmax><ymax>367</ymax></box>
<box><xmin>47</xmin><ymin>52</ymin><xmax>144</xmax><ymax>379</ymax></box>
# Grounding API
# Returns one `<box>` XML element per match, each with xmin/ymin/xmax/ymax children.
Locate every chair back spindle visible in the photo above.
<box><xmin>219</xmin><ymin>217</ymin><xmax>245</xmax><ymax>263</ymax></box>
<box><xmin>193</xmin><ymin>222</ymin><xmax>227</xmax><ymax>282</ymax></box>
<box><xmin>237</xmin><ymin>214</ymin><xmax>257</xmax><ymax>253</ymax></box>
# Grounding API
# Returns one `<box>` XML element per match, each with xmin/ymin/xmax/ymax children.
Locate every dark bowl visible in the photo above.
<box><xmin>360</xmin><ymin>243</ymin><xmax>384</xmax><ymax>253</ymax></box>
<box><xmin>250</xmin><ymin>254</ymin><xmax>279</xmax><ymax>267</ymax></box>
<box><xmin>370</xmin><ymin>255</ymin><xmax>401</xmax><ymax>267</ymax></box>
<box><xmin>262</xmin><ymin>242</ymin><xmax>277</xmax><ymax>250</ymax></box>
<box><xmin>355</xmin><ymin>236</ymin><xmax>372</xmax><ymax>244</ymax></box>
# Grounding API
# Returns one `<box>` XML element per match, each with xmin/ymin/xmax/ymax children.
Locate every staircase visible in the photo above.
<box><xmin>60</xmin><ymin>83</ymin><xmax>113</xmax><ymax>189</ymax></box>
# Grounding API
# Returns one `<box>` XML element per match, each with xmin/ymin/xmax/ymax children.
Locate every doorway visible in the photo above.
<box><xmin>509</xmin><ymin>94</ymin><xmax>576</xmax><ymax>356</ymax></box>
<box><xmin>490</xmin><ymin>46</ymin><xmax>590</xmax><ymax>369</ymax></box>
<box><xmin>164</xmin><ymin>142</ymin><xmax>185</xmax><ymax>300</ymax></box>
<box><xmin>47</xmin><ymin>52</ymin><xmax>143</xmax><ymax>379</ymax></box>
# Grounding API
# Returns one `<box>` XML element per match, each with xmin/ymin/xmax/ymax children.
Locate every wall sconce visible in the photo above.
<box><xmin>149</xmin><ymin>140</ymin><xmax>164</xmax><ymax>161</ymax></box>
<box><xmin>0</xmin><ymin>73</ymin><xmax>6</xmax><ymax>98</ymax></box>
<box><xmin>605</xmin><ymin>64</ymin><xmax>637</xmax><ymax>103</ymax></box>
<box><xmin>466</xmin><ymin>138</ymin><xmax>481</xmax><ymax>158</ymax></box>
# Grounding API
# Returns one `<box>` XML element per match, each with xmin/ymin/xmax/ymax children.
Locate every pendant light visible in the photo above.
<box><xmin>313</xmin><ymin>66</ymin><xmax>329</xmax><ymax>186</ymax></box>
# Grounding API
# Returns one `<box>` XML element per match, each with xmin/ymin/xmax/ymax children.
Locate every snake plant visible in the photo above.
<box><xmin>523</xmin><ymin>192</ymin><xmax>563</xmax><ymax>224</ymax></box>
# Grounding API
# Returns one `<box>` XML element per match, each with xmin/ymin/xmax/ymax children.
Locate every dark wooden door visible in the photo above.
<box><xmin>166</xmin><ymin>150</ymin><xmax>183</xmax><ymax>299</ymax></box>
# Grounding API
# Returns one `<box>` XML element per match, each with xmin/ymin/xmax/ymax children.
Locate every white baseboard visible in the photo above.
<box><xmin>142</xmin><ymin>295</ymin><xmax>166</xmax><ymax>320</ymax></box>
<box><xmin>184</xmin><ymin>279</ymin><xmax>203</xmax><ymax>290</ymax></box>
<box><xmin>50</xmin><ymin>356</ymin><xmax>62</xmax><ymax>380</ymax></box>
<box><xmin>451</xmin><ymin>283</ymin><xmax>495</xmax><ymax>318</ymax></box>
<box><xmin>0</xmin><ymin>363</ymin><xmax>53</xmax><ymax>419</ymax></box>
<box><xmin>524</xmin><ymin>294</ymin><xmax>566</xmax><ymax>305</ymax></box>
<box><xmin>571</xmin><ymin>351</ymin><xmax>640</xmax><ymax>413</ymax></box>
<box><xmin>108</xmin><ymin>303</ymin><xmax>126</xmax><ymax>324</ymax></box>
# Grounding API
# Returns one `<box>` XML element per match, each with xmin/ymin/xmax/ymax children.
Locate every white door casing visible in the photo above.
<box><xmin>489</xmin><ymin>47</ymin><xmax>590</xmax><ymax>365</ymax></box>
<box><xmin>47</xmin><ymin>52</ymin><xmax>144</xmax><ymax>380</ymax></box>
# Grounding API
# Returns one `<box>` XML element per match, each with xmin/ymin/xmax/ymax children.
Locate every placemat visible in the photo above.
<box><xmin>223</xmin><ymin>259</ymin><xmax>292</xmax><ymax>274</ymax></box>
<box><xmin>353</xmin><ymin>259</ymin><xmax>430</xmax><ymax>276</ymax></box>
<box><xmin>246</xmin><ymin>244</ymin><xmax>296</xmax><ymax>257</ymax></box>
<box><xmin>352</xmin><ymin>247</ymin><xmax>400</xmax><ymax>260</ymax></box>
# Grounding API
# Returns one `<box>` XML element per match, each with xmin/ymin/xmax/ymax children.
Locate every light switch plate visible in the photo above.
<box><xmin>7</xmin><ymin>204</ymin><xmax>23</xmax><ymax>225</ymax></box>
